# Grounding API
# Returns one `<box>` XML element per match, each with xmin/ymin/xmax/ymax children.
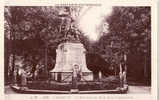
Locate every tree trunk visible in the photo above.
<box><xmin>11</xmin><ymin>53</ymin><xmax>15</xmax><ymax>83</ymax></box>
<box><xmin>11</xmin><ymin>28</ymin><xmax>15</xmax><ymax>84</ymax></box>
<box><xmin>45</xmin><ymin>45</ymin><xmax>48</xmax><ymax>77</ymax></box>
<box><xmin>4</xmin><ymin>48</ymin><xmax>9</xmax><ymax>84</ymax></box>
<box><xmin>144</xmin><ymin>54</ymin><xmax>148</xmax><ymax>84</ymax></box>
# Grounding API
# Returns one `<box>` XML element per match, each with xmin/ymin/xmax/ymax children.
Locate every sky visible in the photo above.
<box><xmin>77</xmin><ymin>6</ymin><xmax>112</xmax><ymax>41</ymax></box>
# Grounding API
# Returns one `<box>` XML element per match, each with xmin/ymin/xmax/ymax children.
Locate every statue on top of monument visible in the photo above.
<box><xmin>65</xmin><ymin>21</ymin><xmax>80</xmax><ymax>43</ymax></box>
<box><xmin>58</xmin><ymin>7</ymin><xmax>81</xmax><ymax>43</ymax></box>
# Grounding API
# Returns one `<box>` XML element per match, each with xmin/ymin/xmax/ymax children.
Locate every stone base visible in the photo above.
<box><xmin>70</xmin><ymin>89</ymin><xmax>79</xmax><ymax>93</ymax></box>
<box><xmin>50</xmin><ymin>72</ymin><xmax>93</xmax><ymax>82</ymax></box>
<box><xmin>81</xmin><ymin>72</ymin><xmax>93</xmax><ymax>81</ymax></box>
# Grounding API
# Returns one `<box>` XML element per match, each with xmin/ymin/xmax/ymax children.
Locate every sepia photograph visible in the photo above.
<box><xmin>4</xmin><ymin>5</ymin><xmax>151</xmax><ymax>94</ymax></box>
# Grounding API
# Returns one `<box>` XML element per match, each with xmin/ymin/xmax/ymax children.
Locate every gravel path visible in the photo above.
<box><xmin>127</xmin><ymin>85</ymin><xmax>151</xmax><ymax>94</ymax></box>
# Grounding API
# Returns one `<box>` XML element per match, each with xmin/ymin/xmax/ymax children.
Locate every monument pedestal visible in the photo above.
<box><xmin>50</xmin><ymin>42</ymin><xmax>93</xmax><ymax>82</ymax></box>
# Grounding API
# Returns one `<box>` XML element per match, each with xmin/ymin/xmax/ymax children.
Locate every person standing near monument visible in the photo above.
<box><xmin>72</xmin><ymin>64</ymin><xmax>81</xmax><ymax>89</ymax></box>
<box><xmin>13</xmin><ymin>65</ymin><xmax>19</xmax><ymax>85</ymax></box>
<box><xmin>34</xmin><ymin>64</ymin><xmax>40</xmax><ymax>80</ymax></box>
<box><xmin>119</xmin><ymin>62</ymin><xmax>127</xmax><ymax>87</ymax></box>
<box><xmin>18</xmin><ymin>68</ymin><xmax>27</xmax><ymax>90</ymax></box>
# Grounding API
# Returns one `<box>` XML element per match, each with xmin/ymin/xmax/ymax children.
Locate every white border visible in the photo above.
<box><xmin>1</xmin><ymin>0</ymin><xmax>157</xmax><ymax>100</ymax></box>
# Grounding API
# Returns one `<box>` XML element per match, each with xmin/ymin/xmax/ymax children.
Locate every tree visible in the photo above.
<box><xmin>99</xmin><ymin>7</ymin><xmax>151</xmax><ymax>84</ymax></box>
<box><xmin>4</xmin><ymin>6</ymin><xmax>63</xmax><ymax>82</ymax></box>
<box><xmin>4</xmin><ymin>6</ymin><xmax>91</xmax><ymax>82</ymax></box>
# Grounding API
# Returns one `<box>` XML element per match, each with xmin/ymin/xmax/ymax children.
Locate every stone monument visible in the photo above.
<box><xmin>50</xmin><ymin>38</ymin><xmax>93</xmax><ymax>82</ymax></box>
<box><xmin>50</xmin><ymin>30</ymin><xmax>93</xmax><ymax>81</ymax></box>
<box><xmin>50</xmin><ymin>8</ymin><xmax>93</xmax><ymax>82</ymax></box>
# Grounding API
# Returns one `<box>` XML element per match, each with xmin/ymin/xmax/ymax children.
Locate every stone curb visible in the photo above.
<box><xmin>10</xmin><ymin>84</ymin><xmax>128</xmax><ymax>94</ymax></box>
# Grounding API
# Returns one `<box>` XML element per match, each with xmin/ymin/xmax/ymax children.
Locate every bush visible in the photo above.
<box><xmin>27</xmin><ymin>76</ymin><xmax>120</xmax><ymax>91</ymax></box>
